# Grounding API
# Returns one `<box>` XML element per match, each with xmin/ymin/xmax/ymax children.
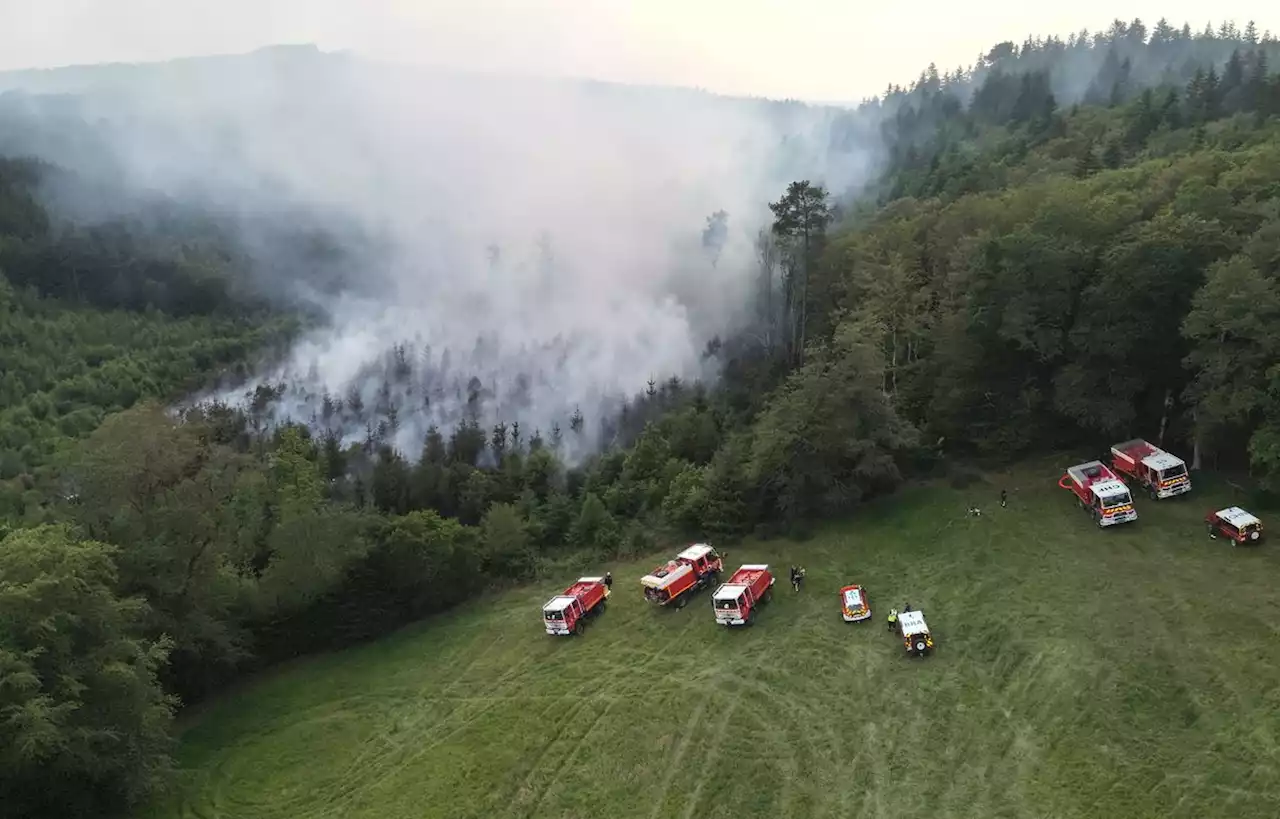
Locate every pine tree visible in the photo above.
<box><xmin>1221</xmin><ymin>50</ymin><xmax>1245</xmax><ymax>113</ymax></box>
<box><xmin>1246</xmin><ymin>49</ymin><xmax>1269</xmax><ymax>112</ymax></box>
<box><xmin>1074</xmin><ymin>142</ymin><xmax>1102</xmax><ymax>177</ymax></box>
<box><xmin>1101</xmin><ymin>140</ymin><xmax>1123</xmax><ymax>169</ymax></box>
<box><xmin>1185</xmin><ymin>67</ymin><xmax>1207</xmax><ymax>122</ymax></box>
<box><xmin>1161</xmin><ymin>88</ymin><xmax>1184</xmax><ymax>129</ymax></box>
<box><xmin>1203</xmin><ymin>66</ymin><xmax>1222</xmax><ymax>120</ymax></box>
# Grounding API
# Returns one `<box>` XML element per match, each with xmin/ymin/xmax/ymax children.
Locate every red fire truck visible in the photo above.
<box><xmin>640</xmin><ymin>543</ymin><xmax>723</xmax><ymax>608</ymax></box>
<box><xmin>1109</xmin><ymin>438</ymin><xmax>1192</xmax><ymax>500</ymax></box>
<box><xmin>542</xmin><ymin>576</ymin><xmax>610</xmax><ymax>636</ymax></box>
<box><xmin>1058</xmin><ymin>460</ymin><xmax>1138</xmax><ymax>527</ymax></box>
<box><xmin>712</xmin><ymin>564</ymin><xmax>775</xmax><ymax>627</ymax></box>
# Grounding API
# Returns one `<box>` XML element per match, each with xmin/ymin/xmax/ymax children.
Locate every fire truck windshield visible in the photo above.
<box><xmin>1102</xmin><ymin>492</ymin><xmax>1131</xmax><ymax>509</ymax></box>
<box><xmin>1160</xmin><ymin>465</ymin><xmax>1187</xmax><ymax>479</ymax></box>
<box><xmin>545</xmin><ymin>611</ymin><xmax>563</xmax><ymax>621</ymax></box>
<box><xmin>715</xmin><ymin>598</ymin><xmax>739</xmax><ymax>610</ymax></box>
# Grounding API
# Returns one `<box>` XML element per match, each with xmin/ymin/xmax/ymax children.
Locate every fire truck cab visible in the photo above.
<box><xmin>640</xmin><ymin>543</ymin><xmax>723</xmax><ymax>608</ymax></box>
<box><xmin>1109</xmin><ymin>439</ymin><xmax>1191</xmax><ymax>499</ymax></box>
<box><xmin>1059</xmin><ymin>460</ymin><xmax>1137</xmax><ymax>527</ymax></box>
<box><xmin>1205</xmin><ymin>507</ymin><xmax>1264</xmax><ymax>545</ymax></box>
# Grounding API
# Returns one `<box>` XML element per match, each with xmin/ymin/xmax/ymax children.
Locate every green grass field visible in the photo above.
<box><xmin>142</xmin><ymin>462</ymin><xmax>1280</xmax><ymax>819</ymax></box>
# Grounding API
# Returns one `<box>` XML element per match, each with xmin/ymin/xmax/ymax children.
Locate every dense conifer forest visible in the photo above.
<box><xmin>3</xmin><ymin>18</ymin><xmax>1280</xmax><ymax>817</ymax></box>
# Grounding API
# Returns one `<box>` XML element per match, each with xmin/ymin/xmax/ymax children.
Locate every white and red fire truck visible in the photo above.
<box><xmin>1205</xmin><ymin>506</ymin><xmax>1264</xmax><ymax>545</ymax></box>
<box><xmin>712</xmin><ymin>564</ymin><xmax>775</xmax><ymax>627</ymax></box>
<box><xmin>1058</xmin><ymin>460</ymin><xmax>1138</xmax><ymax>527</ymax></box>
<box><xmin>640</xmin><ymin>543</ymin><xmax>723</xmax><ymax>608</ymax></box>
<box><xmin>1109</xmin><ymin>438</ymin><xmax>1192</xmax><ymax>499</ymax></box>
<box><xmin>542</xmin><ymin>576</ymin><xmax>610</xmax><ymax>636</ymax></box>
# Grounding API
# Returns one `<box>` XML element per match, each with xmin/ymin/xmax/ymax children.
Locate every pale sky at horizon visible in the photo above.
<box><xmin>2</xmin><ymin>1</ymin><xmax>1277</xmax><ymax>101</ymax></box>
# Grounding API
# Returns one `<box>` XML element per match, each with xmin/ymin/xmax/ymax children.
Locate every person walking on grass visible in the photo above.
<box><xmin>1000</xmin><ymin>488</ymin><xmax>1008</xmax><ymax>508</ymax></box>
<box><xmin>604</xmin><ymin>572</ymin><xmax>613</xmax><ymax>590</ymax></box>
<box><xmin>887</xmin><ymin>607</ymin><xmax>899</xmax><ymax>631</ymax></box>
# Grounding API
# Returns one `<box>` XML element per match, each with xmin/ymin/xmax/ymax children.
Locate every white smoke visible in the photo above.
<box><xmin>1</xmin><ymin>46</ymin><xmax>882</xmax><ymax>461</ymax></box>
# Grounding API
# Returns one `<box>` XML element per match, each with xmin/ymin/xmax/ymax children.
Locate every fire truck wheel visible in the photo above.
<box><xmin>746</xmin><ymin>609</ymin><xmax>757</xmax><ymax>626</ymax></box>
<box><xmin>1148</xmin><ymin>487</ymin><xmax>1157</xmax><ymax>500</ymax></box>
<box><xmin>596</xmin><ymin>600</ymin><xmax>607</xmax><ymax>615</ymax></box>
<box><xmin>762</xmin><ymin>588</ymin><xmax>773</xmax><ymax>604</ymax></box>
<box><xmin>675</xmin><ymin>595</ymin><xmax>687</xmax><ymax>609</ymax></box>
<box><xmin>914</xmin><ymin>639</ymin><xmax>927</xmax><ymax>653</ymax></box>
<box><xmin>574</xmin><ymin>621</ymin><xmax>585</xmax><ymax>636</ymax></box>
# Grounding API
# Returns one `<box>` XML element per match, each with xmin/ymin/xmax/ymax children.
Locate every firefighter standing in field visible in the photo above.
<box><xmin>1000</xmin><ymin>489</ymin><xmax>1008</xmax><ymax>508</ymax></box>
<box><xmin>886</xmin><ymin>607</ymin><xmax>899</xmax><ymax>631</ymax></box>
<box><xmin>604</xmin><ymin>572</ymin><xmax>613</xmax><ymax>590</ymax></box>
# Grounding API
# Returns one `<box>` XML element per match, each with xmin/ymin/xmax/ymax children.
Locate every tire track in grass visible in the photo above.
<box><xmin>298</xmin><ymin>599</ymin><xmax>660</xmax><ymax>819</ymax></box>
<box><xmin>217</xmin><ymin>647</ymin><xmax>566</xmax><ymax>819</ymax></box>
<box><xmin>494</xmin><ymin>637</ymin><xmax>670</xmax><ymax>813</ymax></box>
<box><xmin>699</xmin><ymin>615</ymin><xmax>805</xmax><ymax>818</ymax></box>
<box><xmin>508</xmin><ymin>607</ymin><xmax>703</xmax><ymax>818</ymax></box>
<box><xmin>678</xmin><ymin>699</ymin><xmax>740</xmax><ymax>819</ymax></box>
<box><xmin>199</xmin><ymin>624</ymin><xmax>550</xmax><ymax>819</ymax></box>
<box><xmin>499</xmin><ymin>696</ymin><xmax>602</xmax><ymax>817</ymax></box>
<box><xmin>644</xmin><ymin>698</ymin><xmax>710</xmax><ymax>819</ymax></box>
<box><xmin>743</xmin><ymin>608</ymin><xmax>843</xmax><ymax>817</ymax></box>
<box><xmin>293</xmin><ymin>624</ymin><xmax>562</xmax><ymax>811</ymax></box>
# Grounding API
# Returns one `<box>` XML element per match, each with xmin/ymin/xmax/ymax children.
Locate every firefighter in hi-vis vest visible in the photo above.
<box><xmin>886</xmin><ymin>607</ymin><xmax>899</xmax><ymax>631</ymax></box>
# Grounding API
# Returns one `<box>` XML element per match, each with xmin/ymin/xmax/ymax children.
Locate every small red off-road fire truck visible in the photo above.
<box><xmin>1109</xmin><ymin>439</ymin><xmax>1191</xmax><ymax>500</ymax></box>
<box><xmin>898</xmin><ymin>610</ymin><xmax>934</xmax><ymax>657</ymax></box>
<box><xmin>712</xmin><ymin>564</ymin><xmax>775</xmax><ymax>627</ymax></box>
<box><xmin>640</xmin><ymin>543</ymin><xmax>723</xmax><ymax>608</ymax></box>
<box><xmin>1059</xmin><ymin>460</ymin><xmax>1138</xmax><ymax>527</ymax></box>
<box><xmin>1205</xmin><ymin>506</ymin><xmax>1264</xmax><ymax>545</ymax></box>
<box><xmin>542</xmin><ymin>576</ymin><xmax>610</xmax><ymax>636</ymax></box>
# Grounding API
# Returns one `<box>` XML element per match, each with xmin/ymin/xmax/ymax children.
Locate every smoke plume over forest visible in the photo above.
<box><xmin>0</xmin><ymin>46</ymin><xmax>879</xmax><ymax>460</ymax></box>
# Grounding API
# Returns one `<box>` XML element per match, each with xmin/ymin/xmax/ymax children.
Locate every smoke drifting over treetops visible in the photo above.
<box><xmin>0</xmin><ymin>46</ymin><xmax>881</xmax><ymax>461</ymax></box>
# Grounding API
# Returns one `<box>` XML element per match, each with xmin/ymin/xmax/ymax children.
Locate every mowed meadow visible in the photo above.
<box><xmin>143</xmin><ymin>462</ymin><xmax>1280</xmax><ymax>819</ymax></box>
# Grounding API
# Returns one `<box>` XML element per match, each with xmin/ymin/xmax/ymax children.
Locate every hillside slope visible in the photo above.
<box><xmin>143</xmin><ymin>464</ymin><xmax>1280</xmax><ymax>819</ymax></box>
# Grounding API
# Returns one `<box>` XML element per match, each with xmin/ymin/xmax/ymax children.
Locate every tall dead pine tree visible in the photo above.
<box><xmin>769</xmin><ymin>181</ymin><xmax>832</xmax><ymax>366</ymax></box>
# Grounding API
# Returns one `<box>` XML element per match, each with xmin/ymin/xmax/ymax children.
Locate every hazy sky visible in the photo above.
<box><xmin>2</xmin><ymin>1</ymin><xmax>1277</xmax><ymax>101</ymax></box>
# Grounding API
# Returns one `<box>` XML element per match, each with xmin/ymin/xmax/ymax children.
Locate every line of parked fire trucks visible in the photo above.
<box><xmin>541</xmin><ymin>438</ymin><xmax>1264</xmax><ymax>655</ymax></box>
<box><xmin>543</xmin><ymin>543</ymin><xmax>935</xmax><ymax>656</ymax></box>
<box><xmin>1059</xmin><ymin>438</ymin><xmax>1265</xmax><ymax>544</ymax></box>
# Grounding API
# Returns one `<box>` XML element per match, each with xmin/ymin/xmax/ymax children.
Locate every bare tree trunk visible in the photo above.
<box><xmin>890</xmin><ymin>325</ymin><xmax>898</xmax><ymax>396</ymax></box>
<box><xmin>756</xmin><ymin>228</ymin><xmax>777</xmax><ymax>353</ymax></box>
<box><xmin>798</xmin><ymin>229</ymin><xmax>810</xmax><ymax>366</ymax></box>
<box><xmin>1157</xmin><ymin>387</ymin><xmax>1172</xmax><ymax>446</ymax></box>
<box><xmin>1190</xmin><ymin>408</ymin><xmax>1203</xmax><ymax>471</ymax></box>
